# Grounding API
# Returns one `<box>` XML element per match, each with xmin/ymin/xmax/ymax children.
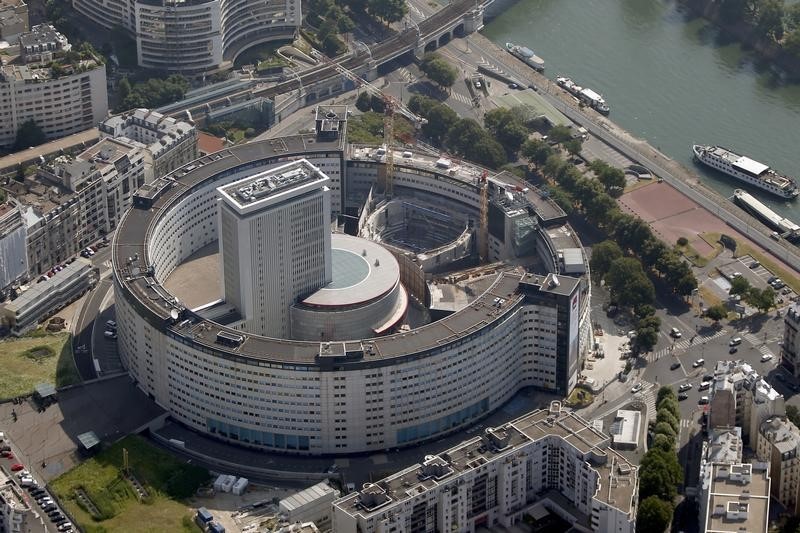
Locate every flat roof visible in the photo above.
<box><xmin>610</xmin><ymin>409</ymin><xmax>640</xmax><ymax>447</ymax></box>
<box><xmin>280</xmin><ymin>482</ymin><xmax>336</xmax><ymax>512</ymax></box>
<box><xmin>301</xmin><ymin>235</ymin><xmax>399</xmax><ymax>307</ymax></box>
<box><xmin>705</xmin><ymin>463</ymin><xmax>770</xmax><ymax>533</ymax></box>
<box><xmin>733</xmin><ymin>156</ymin><xmax>769</xmax><ymax>176</ymax></box>
<box><xmin>217</xmin><ymin>159</ymin><xmax>327</xmax><ymax>213</ymax></box>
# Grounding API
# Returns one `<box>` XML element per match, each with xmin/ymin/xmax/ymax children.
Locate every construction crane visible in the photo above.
<box><xmin>313</xmin><ymin>50</ymin><xmax>427</xmax><ymax>196</ymax></box>
<box><xmin>478</xmin><ymin>170</ymin><xmax>489</xmax><ymax>263</ymax></box>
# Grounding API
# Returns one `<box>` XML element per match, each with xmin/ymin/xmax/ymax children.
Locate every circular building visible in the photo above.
<box><xmin>113</xmin><ymin>130</ymin><xmax>591</xmax><ymax>455</ymax></box>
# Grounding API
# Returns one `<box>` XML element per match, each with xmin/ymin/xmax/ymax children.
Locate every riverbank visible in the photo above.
<box><xmin>466</xmin><ymin>30</ymin><xmax>800</xmax><ymax>278</ymax></box>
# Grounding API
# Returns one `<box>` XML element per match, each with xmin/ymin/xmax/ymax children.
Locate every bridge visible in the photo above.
<box><xmin>164</xmin><ymin>0</ymin><xmax>488</xmax><ymax>122</ymax></box>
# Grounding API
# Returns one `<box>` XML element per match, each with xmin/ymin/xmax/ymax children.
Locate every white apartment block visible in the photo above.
<box><xmin>73</xmin><ymin>0</ymin><xmax>300</xmax><ymax>73</ymax></box>
<box><xmin>0</xmin><ymin>31</ymin><xmax>106</xmax><ymax>147</ymax></box>
<box><xmin>217</xmin><ymin>159</ymin><xmax>332</xmax><ymax>337</ymax></box>
<box><xmin>99</xmin><ymin>108</ymin><xmax>198</xmax><ymax>181</ymax></box>
<box><xmin>757</xmin><ymin>416</ymin><xmax>800</xmax><ymax>514</ymax></box>
<box><xmin>333</xmin><ymin>402</ymin><xmax>638</xmax><ymax>533</ymax></box>
<box><xmin>699</xmin><ymin>463</ymin><xmax>770</xmax><ymax>533</ymax></box>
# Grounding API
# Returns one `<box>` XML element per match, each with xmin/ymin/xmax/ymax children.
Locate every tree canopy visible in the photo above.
<box><xmin>13</xmin><ymin>119</ymin><xmax>46</xmax><ymax>150</ymax></box>
<box><xmin>590</xmin><ymin>240</ymin><xmax>624</xmax><ymax>280</ymax></box>
<box><xmin>636</xmin><ymin>496</ymin><xmax>673</xmax><ymax>533</ymax></box>
<box><xmin>606</xmin><ymin>257</ymin><xmax>655</xmax><ymax>309</ymax></box>
<box><xmin>116</xmin><ymin>75</ymin><xmax>189</xmax><ymax>112</ymax></box>
<box><xmin>420</xmin><ymin>54</ymin><xmax>457</xmax><ymax>88</ymax></box>
<box><xmin>484</xmin><ymin>108</ymin><xmax>529</xmax><ymax>155</ymax></box>
<box><xmin>705</xmin><ymin>304</ymin><xmax>727</xmax><ymax>322</ymax></box>
<box><xmin>368</xmin><ymin>0</ymin><xmax>407</xmax><ymax>23</ymax></box>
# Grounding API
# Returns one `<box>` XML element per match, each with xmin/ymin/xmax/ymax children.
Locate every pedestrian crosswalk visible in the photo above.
<box><xmin>643</xmin><ymin>389</ymin><xmax>657</xmax><ymax>421</ymax></box>
<box><xmin>680</xmin><ymin>419</ymin><xmax>692</xmax><ymax>429</ymax></box>
<box><xmin>643</xmin><ymin>328</ymin><xmax>728</xmax><ymax>362</ymax></box>
<box><xmin>102</xmin><ymin>260</ymin><xmax>112</xmax><ymax>269</ymax></box>
<box><xmin>398</xmin><ymin>67</ymin><xmax>416</xmax><ymax>83</ymax></box>
<box><xmin>450</xmin><ymin>91</ymin><xmax>472</xmax><ymax>105</ymax></box>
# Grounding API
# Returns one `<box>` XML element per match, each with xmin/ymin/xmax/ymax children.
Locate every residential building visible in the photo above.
<box><xmin>217</xmin><ymin>159</ymin><xmax>332</xmax><ymax>337</ymax></box>
<box><xmin>0</xmin><ymin>257</ymin><xmax>96</xmax><ymax>335</ymax></box>
<box><xmin>0</xmin><ymin>28</ymin><xmax>107</xmax><ymax>148</ymax></box>
<box><xmin>708</xmin><ymin>360</ymin><xmax>784</xmax><ymax>444</ymax></box>
<box><xmin>781</xmin><ymin>306</ymin><xmax>800</xmax><ymax>378</ymax></box>
<box><xmin>99</xmin><ymin>108</ymin><xmax>198</xmax><ymax>181</ymax></box>
<box><xmin>0</xmin><ymin>470</ymin><xmax>37</xmax><ymax>533</ymax></box>
<box><xmin>73</xmin><ymin>0</ymin><xmax>300</xmax><ymax>73</ymax></box>
<box><xmin>332</xmin><ymin>402</ymin><xmax>638</xmax><ymax>533</ymax></box>
<box><xmin>757</xmin><ymin>416</ymin><xmax>800</xmax><ymax>514</ymax></box>
<box><xmin>0</xmin><ymin>201</ymin><xmax>28</xmax><ymax>293</ymax></box>
<box><xmin>18</xmin><ymin>23</ymin><xmax>70</xmax><ymax>63</ymax></box>
<box><xmin>0</xmin><ymin>0</ymin><xmax>27</xmax><ymax>42</ymax></box>
<box><xmin>698</xmin><ymin>463</ymin><xmax>770</xmax><ymax>533</ymax></box>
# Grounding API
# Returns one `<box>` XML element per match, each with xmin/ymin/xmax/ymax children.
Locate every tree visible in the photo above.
<box><xmin>652</xmin><ymin>433</ymin><xmax>675</xmax><ymax>453</ymax></box>
<box><xmin>636</xmin><ymin>496</ymin><xmax>673</xmax><ymax>533</ymax></box>
<box><xmin>543</xmin><ymin>154</ymin><xmax>568</xmax><ymax>180</ymax></box>
<box><xmin>547</xmin><ymin>124</ymin><xmax>573</xmax><ymax>145</ymax></box>
<box><xmin>446</xmin><ymin>118</ymin><xmax>486</xmax><ymax>154</ymax></box>
<box><xmin>659</xmin><ymin>397</ymin><xmax>681</xmax><ymax>421</ymax></box>
<box><xmin>787</xmin><ymin>405</ymin><xmax>800</xmax><ymax>428</ymax></box>
<box><xmin>521</xmin><ymin>138</ymin><xmax>554</xmax><ymax>168</ymax></box>
<box><xmin>589</xmin><ymin>159</ymin><xmax>626</xmax><ymax>196</ymax></box>
<box><xmin>634</xmin><ymin>326</ymin><xmax>659</xmax><ymax>354</ymax></box>
<box><xmin>785</xmin><ymin>28</ymin><xmax>800</xmax><ymax>56</ymax></box>
<box><xmin>657</xmin><ymin>409</ymin><xmax>680</xmax><ymax>435</ymax></box>
<box><xmin>484</xmin><ymin>108</ymin><xmax>529</xmax><ymax>155</ymax></box>
<box><xmin>471</xmin><ymin>137</ymin><xmax>508</xmax><ymax>169</ymax></box>
<box><xmin>635</xmin><ymin>304</ymin><xmax>656</xmax><ymax>319</ymax></box>
<box><xmin>756</xmin><ymin>0</ymin><xmax>785</xmax><ymax>40</ymax></box>
<box><xmin>657</xmin><ymin>386</ymin><xmax>677</xmax><ymax>406</ymax></box>
<box><xmin>564</xmin><ymin>138</ymin><xmax>583</xmax><ymax>157</ymax></box>
<box><xmin>370</xmin><ymin>94</ymin><xmax>386</xmax><ymax>113</ymax></box>
<box><xmin>117</xmin><ymin>77</ymin><xmax>132</xmax><ymax>102</ymax></box>
<box><xmin>729</xmin><ymin>275</ymin><xmax>751</xmax><ymax>296</ymax></box>
<box><xmin>705</xmin><ymin>304</ymin><xmax>727</xmax><ymax>322</ymax></box>
<box><xmin>13</xmin><ymin>119</ymin><xmax>46</xmax><ymax>150</ymax></box>
<box><xmin>746</xmin><ymin>286</ymin><xmax>776</xmax><ymax>313</ymax></box>
<box><xmin>420</xmin><ymin>54</ymin><xmax>457</xmax><ymax>89</ymax></box>
<box><xmin>368</xmin><ymin>0</ymin><xmax>407</xmax><ymax>23</ymax></box>
<box><xmin>606</xmin><ymin>257</ymin><xmax>655</xmax><ymax>309</ymax></box>
<box><xmin>590</xmin><ymin>240</ymin><xmax>623</xmax><ymax>281</ymax></box>
<box><xmin>421</xmin><ymin>104</ymin><xmax>458</xmax><ymax>144</ymax></box>
<box><xmin>355</xmin><ymin>92</ymin><xmax>372</xmax><ymax>112</ymax></box>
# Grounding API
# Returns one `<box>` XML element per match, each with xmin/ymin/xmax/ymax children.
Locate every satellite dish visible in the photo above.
<box><xmin>170</xmin><ymin>309</ymin><xmax>179</xmax><ymax>320</ymax></box>
<box><xmin>131</xmin><ymin>267</ymin><xmax>140</xmax><ymax>276</ymax></box>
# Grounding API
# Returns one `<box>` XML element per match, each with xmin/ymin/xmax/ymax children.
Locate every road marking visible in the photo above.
<box><xmin>450</xmin><ymin>91</ymin><xmax>472</xmax><ymax>105</ymax></box>
<box><xmin>645</xmin><ymin>328</ymin><xmax>728</xmax><ymax>362</ymax></box>
<box><xmin>681</xmin><ymin>419</ymin><xmax>692</xmax><ymax>428</ymax></box>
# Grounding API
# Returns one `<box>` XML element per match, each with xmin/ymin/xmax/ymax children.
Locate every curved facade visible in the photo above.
<box><xmin>114</xmin><ymin>135</ymin><xmax>591</xmax><ymax>455</ymax></box>
<box><xmin>73</xmin><ymin>0</ymin><xmax>300</xmax><ymax>72</ymax></box>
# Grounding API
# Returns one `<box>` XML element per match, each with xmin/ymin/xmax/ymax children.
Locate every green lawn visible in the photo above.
<box><xmin>51</xmin><ymin>435</ymin><xmax>209</xmax><ymax>533</ymax></box>
<box><xmin>0</xmin><ymin>332</ymin><xmax>80</xmax><ymax>399</ymax></box>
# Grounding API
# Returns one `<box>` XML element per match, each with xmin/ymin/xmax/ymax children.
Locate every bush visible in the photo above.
<box><xmin>677</xmin><ymin>236</ymin><xmax>689</xmax><ymax>246</ymax></box>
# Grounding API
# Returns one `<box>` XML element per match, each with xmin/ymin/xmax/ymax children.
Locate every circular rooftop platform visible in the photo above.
<box><xmin>302</xmin><ymin>234</ymin><xmax>399</xmax><ymax>308</ymax></box>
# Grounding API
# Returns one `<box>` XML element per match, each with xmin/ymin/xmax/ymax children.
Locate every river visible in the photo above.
<box><xmin>483</xmin><ymin>0</ymin><xmax>800</xmax><ymax>220</ymax></box>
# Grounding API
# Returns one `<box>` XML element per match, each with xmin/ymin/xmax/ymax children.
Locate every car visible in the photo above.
<box><xmin>29</xmin><ymin>488</ymin><xmax>43</xmax><ymax>496</ymax></box>
<box><xmin>761</xmin><ymin>353</ymin><xmax>774</xmax><ymax>363</ymax></box>
<box><xmin>731</xmin><ymin>272</ymin><xmax>742</xmax><ymax>278</ymax></box>
<box><xmin>783</xmin><ymin>288</ymin><xmax>792</xmax><ymax>295</ymax></box>
<box><xmin>9</xmin><ymin>463</ymin><xmax>24</xmax><ymax>472</ymax></box>
<box><xmin>42</xmin><ymin>504</ymin><xmax>56</xmax><ymax>513</ymax></box>
<box><xmin>104</xmin><ymin>330</ymin><xmax>117</xmax><ymax>339</ymax></box>
<box><xmin>75</xmin><ymin>344</ymin><xmax>88</xmax><ymax>354</ymax></box>
<box><xmin>106</xmin><ymin>320</ymin><xmax>117</xmax><ymax>329</ymax></box>
<box><xmin>729</xmin><ymin>346</ymin><xmax>738</xmax><ymax>354</ymax></box>
<box><xmin>703</xmin><ymin>374</ymin><xmax>714</xmax><ymax>382</ymax></box>
<box><xmin>679</xmin><ymin>383</ymin><xmax>693</xmax><ymax>392</ymax></box>
<box><xmin>729</xmin><ymin>337</ymin><xmax>742</xmax><ymax>346</ymax></box>
<box><xmin>19</xmin><ymin>476</ymin><xmax>35</xmax><ymax>487</ymax></box>
<box><xmin>48</xmin><ymin>509</ymin><xmax>62</xmax><ymax>517</ymax></box>
<box><xmin>693</xmin><ymin>359</ymin><xmax>706</xmax><ymax>368</ymax></box>
<box><xmin>670</xmin><ymin>327</ymin><xmax>682</xmax><ymax>338</ymax></box>
<box><xmin>774</xmin><ymin>281</ymin><xmax>786</xmax><ymax>290</ymax></box>
<box><xmin>0</xmin><ymin>450</ymin><xmax>12</xmax><ymax>458</ymax></box>
<box><xmin>670</xmin><ymin>362</ymin><xmax>681</xmax><ymax>371</ymax></box>
<box><xmin>508</xmin><ymin>83</ymin><xmax>519</xmax><ymax>89</ymax></box>
<box><xmin>699</xmin><ymin>396</ymin><xmax>710</xmax><ymax>404</ymax></box>
<box><xmin>750</xmin><ymin>261</ymin><xmax>760</xmax><ymax>269</ymax></box>
<box><xmin>768</xmin><ymin>276</ymin><xmax>778</xmax><ymax>284</ymax></box>
<box><xmin>50</xmin><ymin>513</ymin><xmax>65</xmax><ymax>523</ymax></box>
<box><xmin>57</xmin><ymin>523</ymin><xmax>73</xmax><ymax>532</ymax></box>
<box><xmin>631</xmin><ymin>383</ymin><xmax>643</xmax><ymax>393</ymax></box>
<box><xmin>699</xmin><ymin>381</ymin><xmax>711</xmax><ymax>391</ymax></box>
<box><xmin>678</xmin><ymin>393</ymin><xmax>689</xmax><ymax>401</ymax></box>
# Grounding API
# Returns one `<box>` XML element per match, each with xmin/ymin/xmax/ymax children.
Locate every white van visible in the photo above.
<box><xmin>729</xmin><ymin>337</ymin><xmax>742</xmax><ymax>346</ymax></box>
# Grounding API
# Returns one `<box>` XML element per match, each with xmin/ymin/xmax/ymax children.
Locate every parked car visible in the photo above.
<box><xmin>10</xmin><ymin>463</ymin><xmax>24</xmax><ymax>472</ymax></box>
<box><xmin>761</xmin><ymin>353</ymin><xmax>774</xmax><ymax>363</ymax></box>
<box><xmin>679</xmin><ymin>383</ymin><xmax>693</xmax><ymax>392</ymax></box>
<box><xmin>104</xmin><ymin>330</ymin><xmax>117</xmax><ymax>339</ymax></box>
<box><xmin>57</xmin><ymin>523</ymin><xmax>73</xmax><ymax>532</ymax></box>
<box><xmin>106</xmin><ymin>320</ymin><xmax>117</xmax><ymax>329</ymax></box>
<box><xmin>699</xmin><ymin>396</ymin><xmax>710</xmax><ymax>404</ymax></box>
<box><xmin>699</xmin><ymin>381</ymin><xmax>711</xmax><ymax>391</ymax></box>
<box><xmin>693</xmin><ymin>359</ymin><xmax>706</xmax><ymax>368</ymax></box>
<box><xmin>678</xmin><ymin>393</ymin><xmax>689</xmax><ymax>401</ymax></box>
<box><xmin>749</xmin><ymin>261</ymin><xmax>760</xmax><ymax>269</ymax></box>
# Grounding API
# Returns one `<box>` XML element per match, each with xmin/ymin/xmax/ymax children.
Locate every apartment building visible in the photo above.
<box><xmin>0</xmin><ymin>201</ymin><xmax>27</xmax><ymax>292</ymax></box>
<box><xmin>698</xmin><ymin>463</ymin><xmax>770</xmax><ymax>533</ymax></box>
<box><xmin>99</xmin><ymin>108</ymin><xmax>198</xmax><ymax>181</ymax></box>
<box><xmin>333</xmin><ymin>402</ymin><xmax>638</xmax><ymax>533</ymax></box>
<box><xmin>757</xmin><ymin>416</ymin><xmax>800</xmax><ymax>514</ymax></box>
<box><xmin>0</xmin><ymin>0</ymin><xmax>27</xmax><ymax>42</ymax></box>
<box><xmin>73</xmin><ymin>0</ymin><xmax>300</xmax><ymax>73</ymax></box>
<box><xmin>0</xmin><ymin>469</ymin><xmax>37</xmax><ymax>532</ymax></box>
<box><xmin>781</xmin><ymin>306</ymin><xmax>800</xmax><ymax>378</ymax></box>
